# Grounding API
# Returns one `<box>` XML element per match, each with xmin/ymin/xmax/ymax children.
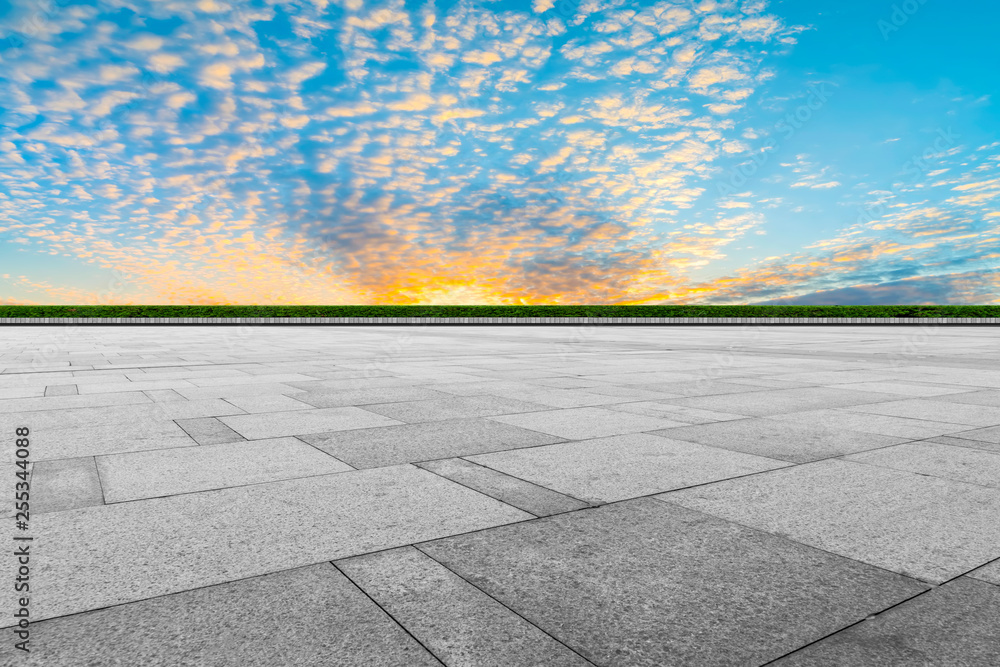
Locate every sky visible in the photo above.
<box><xmin>0</xmin><ymin>0</ymin><xmax>997</xmax><ymax>305</ymax></box>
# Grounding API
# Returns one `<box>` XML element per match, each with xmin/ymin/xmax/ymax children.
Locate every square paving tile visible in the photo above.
<box><xmin>766</xmin><ymin>409</ymin><xmax>970</xmax><ymax>439</ymax></box>
<box><xmin>292</xmin><ymin>385</ymin><xmax>450</xmax><ymax>408</ymax></box>
<box><xmin>419</xmin><ymin>497</ymin><xmax>927</xmax><ymax>667</ymax></box>
<box><xmin>3</xmin><ymin>464</ymin><xmax>530</xmax><ymax>625</ymax></box>
<box><xmin>661</xmin><ymin>459</ymin><xmax>1000</xmax><ymax>583</ymax></box>
<box><xmin>468</xmin><ymin>433</ymin><xmax>789</xmax><ymax>503</ymax></box>
<box><xmin>935</xmin><ymin>425</ymin><xmax>1000</xmax><ymax>446</ymax></box>
<box><xmin>221</xmin><ymin>394</ymin><xmax>314</xmax><ymax>413</ymax></box>
<box><xmin>0</xmin><ymin>564</ymin><xmax>440</xmax><ymax>667</ymax></box>
<box><xmin>823</xmin><ymin>381</ymin><xmax>975</xmax><ymax>397</ymax></box>
<box><xmin>359</xmin><ymin>395</ymin><xmax>550</xmax><ymax>423</ymax></box>
<box><xmin>935</xmin><ymin>390</ymin><xmax>1000</xmax><ymax>407</ymax></box>
<box><xmin>416</xmin><ymin>458</ymin><xmax>592</xmax><ymax>516</ymax></box>
<box><xmin>30</xmin><ymin>457</ymin><xmax>104</xmax><ymax>513</ymax></box>
<box><xmin>2</xmin><ymin>418</ymin><xmax>197</xmax><ymax>460</ymax></box>
<box><xmin>300</xmin><ymin>417</ymin><xmax>565</xmax><ymax>469</ymax></box>
<box><xmin>654</xmin><ymin>418</ymin><xmax>908</xmax><ymax>463</ymax></box>
<box><xmin>771</xmin><ymin>577</ymin><xmax>1000</xmax><ymax>666</ymax></box>
<box><xmin>337</xmin><ymin>547</ymin><xmax>589</xmax><ymax>666</ymax></box>
<box><xmin>658</xmin><ymin>387</ymin><xmax>900</xmax><ymax>417</ymax></box>
<box><xmin>843</xmin><ymin>398</ymin><xmax>1000</xmax><ymax>427</ymax></box>
<box><xmin>604</xmin><ymin>401</ymin><xmax>750</xmax><ymax>424</ymax></box>
<box><xmin>488</xmin><ymin>407</ymin><xmax>689</xmax><ymax>440</ymax></box>
<box><xmin>176</xmin><ymin>417</ymin><xmax>247</xmax><ymax>445</ymax></box>
<box><xmin>97</xmin><ymin>437</ymin><xmax>354</xmax><ymax>502</ymax></box>
<box><xmin>219</xmin><ymin>407</ymin><xmax>404</xmax><ymax>439</ymax></box>
<box><xmin>967</xmin><ymin>560</ymin><xmax>1000</xmax><ymax>586</ymax></box>
<box><xmin>843</xmin><ymin>441</ymin><xmax>1000</xmax><ymax>490</ymax></box>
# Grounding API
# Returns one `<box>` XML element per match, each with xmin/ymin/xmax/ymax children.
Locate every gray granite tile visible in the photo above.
<box><xmin>77</xmin><ymin>379</ymin><xmax>197</xmax><ymax>395</ymax></box>
<box><xmin>577</xmin><ymin>385</ymin><xmax>684</xmax><ymax>400</ymax></box>
<box><xmin>654</xmin><ymin>418</ymin><xmax>908</xmax><ymax>463</ymax></box>
<box><xmin>151</xmin><ymin>398</ymin><xmax>248</xmax><ymax>420</ymax></box>
<box><xmin>44</xmin><ymin>384</ymin><xmax>78</xmax><ymax>397</ymax></box>
<box><xmin>283</xmin><ymin>377</ymin><xmax>432</xmax><ymax>392</ymax></box>
<box><xmin>0</xmin><ymin>563</ymin><xmax>440</xmax><ymax>667</ymax></box>
<box><xmin>0</xmin><ymin>391</ymin><xmax>151</xmax><ymax>414</ymax></box>
<box><xmin>293</xmin><ymin>385</ymin><xmax>450</xmax><ymax>408</ymax></box>
<box><xmin>176</xmin><ymin>417</ymin><xmax>247</xmax><ymax>445</ymax></box>
<box><xmin>2</xmin><ymin>464</ymin><xmax>530</xmax><ymax>625</ymax></box>
<box><xmin>143</xmin><ymin>388</ymin><xmax>186</xmax><ymax>402</ymax></box>
<box><xmin>186</xmin><ymin>373</ymin><xmax>321</xmax><ymax>387</ymax></box>
<box><xmin>967</xmin><ymin>560</ymin><xmax>1000</xmax><ymax>586</ymax></box>
<box><xmin>488</xmin><ymin>407</ymin><xmax>689</xmax><ymax>440</ymax></box>
<box><xmin>638</xmin><ymin>379</ymin><xmax>776</xmax><ymax>397</ymax></box>
<box><xmin>661</xmin><ymin>459</ymin><xmax>1000</xmax><ymax>583</ymax></box>
<box><xmin>767</xmin><ymin>409</ymin><xmax>970</xmax><ymax>439</ymax></box>
<box><xmin>923</xmin><ymin>435</ymin><xmax>1000</xmax><ymax>454</ymax></box>
<box><xmin>658</xmin><ymin>387</ymin><xmax>900</xmax><ymax>417</ymax></box>
<box><xmin>30</xmin><ymin>457</ymin><xmax>104</xmax><ymax>513</ymax></box>
<box><xmin>843</xmin><ymin>442</ymin><xmax>1000</xmax><ymax>489</ymax></box>
<box><xmin>416</xmin><ymin>458</ymin><xmax>592</xmax><ymax>516</ymax></box>
<box><xmin>175</xmin><ymin>382</ymin><xmax>310</xmax><ymax>400</ymax></box>
<box><xmin>1</xmin><ymin>418</ymin><xmax>198</xmax><ymax>461</ymax></box>
<box><xmin>576</xmin><ymin>371</ymin><xmax>703</xmax><ymax>384</ymax></box>
<box><xmin>473</xmin><ymin>432</ymin><xmax>789</xmax><ymax>502</ymax></box>
<box><xmin>604</xmin><ymin>401</ymin><xmax>749</xmax><ymax>424</ymax></box>
<box><xmin>219</xmin><ymin>407</ymin><xmax>404</xmax><ymax>439</ymax></box>
<box><xmin>98</xmin><ymin>437</ymin><xmax>353</xmax><ymax>502</ymax></box>
<box><xmin>337</xmin><ymin>547</ymin><xmax>588</xmax><ymax>667</ymax></box>
<box><xmin>222</xmin><ymin>394</ymin><xmax>314</xmax><ymax>413</ymax></box>
<box><xmin>824</xmin><ymin>381</ymin><xmax>975</xmax><ymax>397</ymax></box>
<box><xmin>843</xmin><ymin>398</ymin><xmax>1000</xmax><ymax>427</ymax></box>
<box><xmin>928</xmin><ymin>424</ymin><xmax>1000</xmax><ymax>445</ymax></box>
<box><xmin>420</xmin><ymin>497</ymin><xmax>927</xmax><ymax>667</ymax></box>
<box><xmin>771</xmin><ymin>577</ymin><xmax>1000</xmax><ymax>667</ymax></box>
<box><xmin>300</xmin><ymin>418</ymin><xmax>566</xmax><ymax>469</ymax></box>
<box><xmin>934</xmin><ymin>390</ymin><xmax>1000</xmax><ymax>407</ymax></box>
<box><xmin>359</xmin><ymin>395</ymin><xmax>551</xmax><ymax>423</ymax></box>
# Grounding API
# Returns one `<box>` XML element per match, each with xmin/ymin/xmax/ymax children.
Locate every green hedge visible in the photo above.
<box><xmin>0</xmin><ymin>305</ymin><xmax>997</xmax><ymax>318</ymax></box>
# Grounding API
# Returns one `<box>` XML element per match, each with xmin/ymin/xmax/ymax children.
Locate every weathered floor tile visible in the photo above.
<box><xmin>843</xmin><ymin>398</ymin><xmax>1000</xmax><ymax>427</ymax></box>
<box><xmin>301</xmin><ymin>418</ymin><xmax>566</xmax><ymax>469</ymax></box>
<box><xmin>654</xmin><ymin>418</ymin><xmax>908</xmax><ymax>463</ymax></box>
<box><xmin>468</xmin><ymin>433</ymin><xmax>788</xmax><ymax>503</ymax></box>
<box><xmin>2</xmin><ymin>418</ymin><xmax>197</xmax><ymax>461</ymax></box>
<box><xmin>0</xmin><ymin>391</ymin><xmax>151</xmax><ymax>414</ymax></box>
<box><xmin>143</xmin><ymin>388</ymin><xmax>186</xmax><ymax>402</ymax></box>
<box><xmin>44</xmin><ymin>384</ymin><xmax>78</xmax><ymax>397</ymax></box>
<box><xmin>337</xmin><ymin>547</ymin><xmax>589</xmax><ymax>667</ymax></box>
<box><xmin>176</xmin><ymin>416</ymin><xmax>247</xmax><ymax>445</ymax></box>
<box><xmin>771</xmin><ymin>577</ymin><xmax>1000</xmax><ymax>666</ymax></box>
<box><xmin>186</xmin><ymin>373</ymin><xmax>321</xmax><ymax>387</ymax></box>
<box><xmin>175</xmin><ymin>382</ymin><xmax>309</xmax><ymax>400</ymax></box>
<box><xmin>967</xmin><ymin>559</ymin><xmax>1000</xmax><ymax>586</ymax></box>
<box><xmin>98</xmin><ymin>437</ymin><xmax>353</xmax><ymax>502</ymax></box>
<box><xmin>932</xmin><ymin>424</ymin><xmax>1000</xmax><ymax>445</ymax></box>
<box><xmin>934</xmin><ymin>390</ymin><xmax>1000</xmax><ymax>407</ymax></box>
<box><xmin>488</xmin><ymin>407</ymin><xmax>689</xmax><ymax>440</ymax></box>
<box><xmin>420</xmin><ymin>498</ymin><xmax>927</xmax><ymax>667</ymax></box>
<box><xmin>30</xmin><ymin>457</ymin><xmax>104</xmax><ymax>513</ymax></box>
<box><xmin>0</xmin><ymin>564</ymin><xmax>440</xmax><ymax>667</ymax></box>
<box><xmin>843</xmin><ymin>441</ymin><xmax>1000</xmax><ymax>489</ymax></box>
<box><xmin>2</xmin><ymin>465</ymin><xmax>530</xmax><ymax>625</ymax></box>
<box><xmin>766</xmin><ymin>409</ymin><xmax>970</xmax><ymax>439</ymax></box>
<box><xmin>417</xmin><ymin>458</ymin><xmax>591</xmax><ymax>516</ymax></box>
<box><xmin>359</xmin><ymin>395</ymin><xmax>551</xmax><ymax>423</ymax></box>
<box><xmin>922</xmin><ymin>435</ymin><xmax>1000</xmax><ymax>454</ymax></box>
<box><xmin>660</xmin><ymin>459</ymin><xmax>1000</xmax><ymax>583</ymax></box>
<box><xmin>77</xmin><ymin>379</ymin><xmax>197</xmax><ymax>395</ymax></box>
<box><xmin>220</xmin><ymin>407</ymin><xmax>403</xmax><ymax>439</ymax></box>
<box><xmin>222</xmin><ymin>393</ymin><xmax>314</xmax><ymax>413</ymax></box>
<box><xmin>293</xmin><ymin>385</ymin><xmax>450</xmax><ymax>408</ymax></box>
<box><xmin>658</xmin><ymin>387</ymin><xmax>900</xmax><ymax>417</ymax></box>
<box><xmin>604</xmin><ymin>401</ymin><xmax>752</xmax><ymax>424</ymax></box>
<box><xmin>824</xmin><ymin>381</ymin><xmax>975</xmax><ymax>397</ymax></box>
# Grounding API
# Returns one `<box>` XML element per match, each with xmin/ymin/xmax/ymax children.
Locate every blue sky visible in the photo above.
<box><xmin>0</xmin><ymin>0</ymin><xmax>997</xmax><ymax>305</ymax></box>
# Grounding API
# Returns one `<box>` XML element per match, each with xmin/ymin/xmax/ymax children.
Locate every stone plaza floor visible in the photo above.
<box><xmin>1</xmin><ymin>324</ymin><xmax>999</xmax><ymax>666</ymax></box>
